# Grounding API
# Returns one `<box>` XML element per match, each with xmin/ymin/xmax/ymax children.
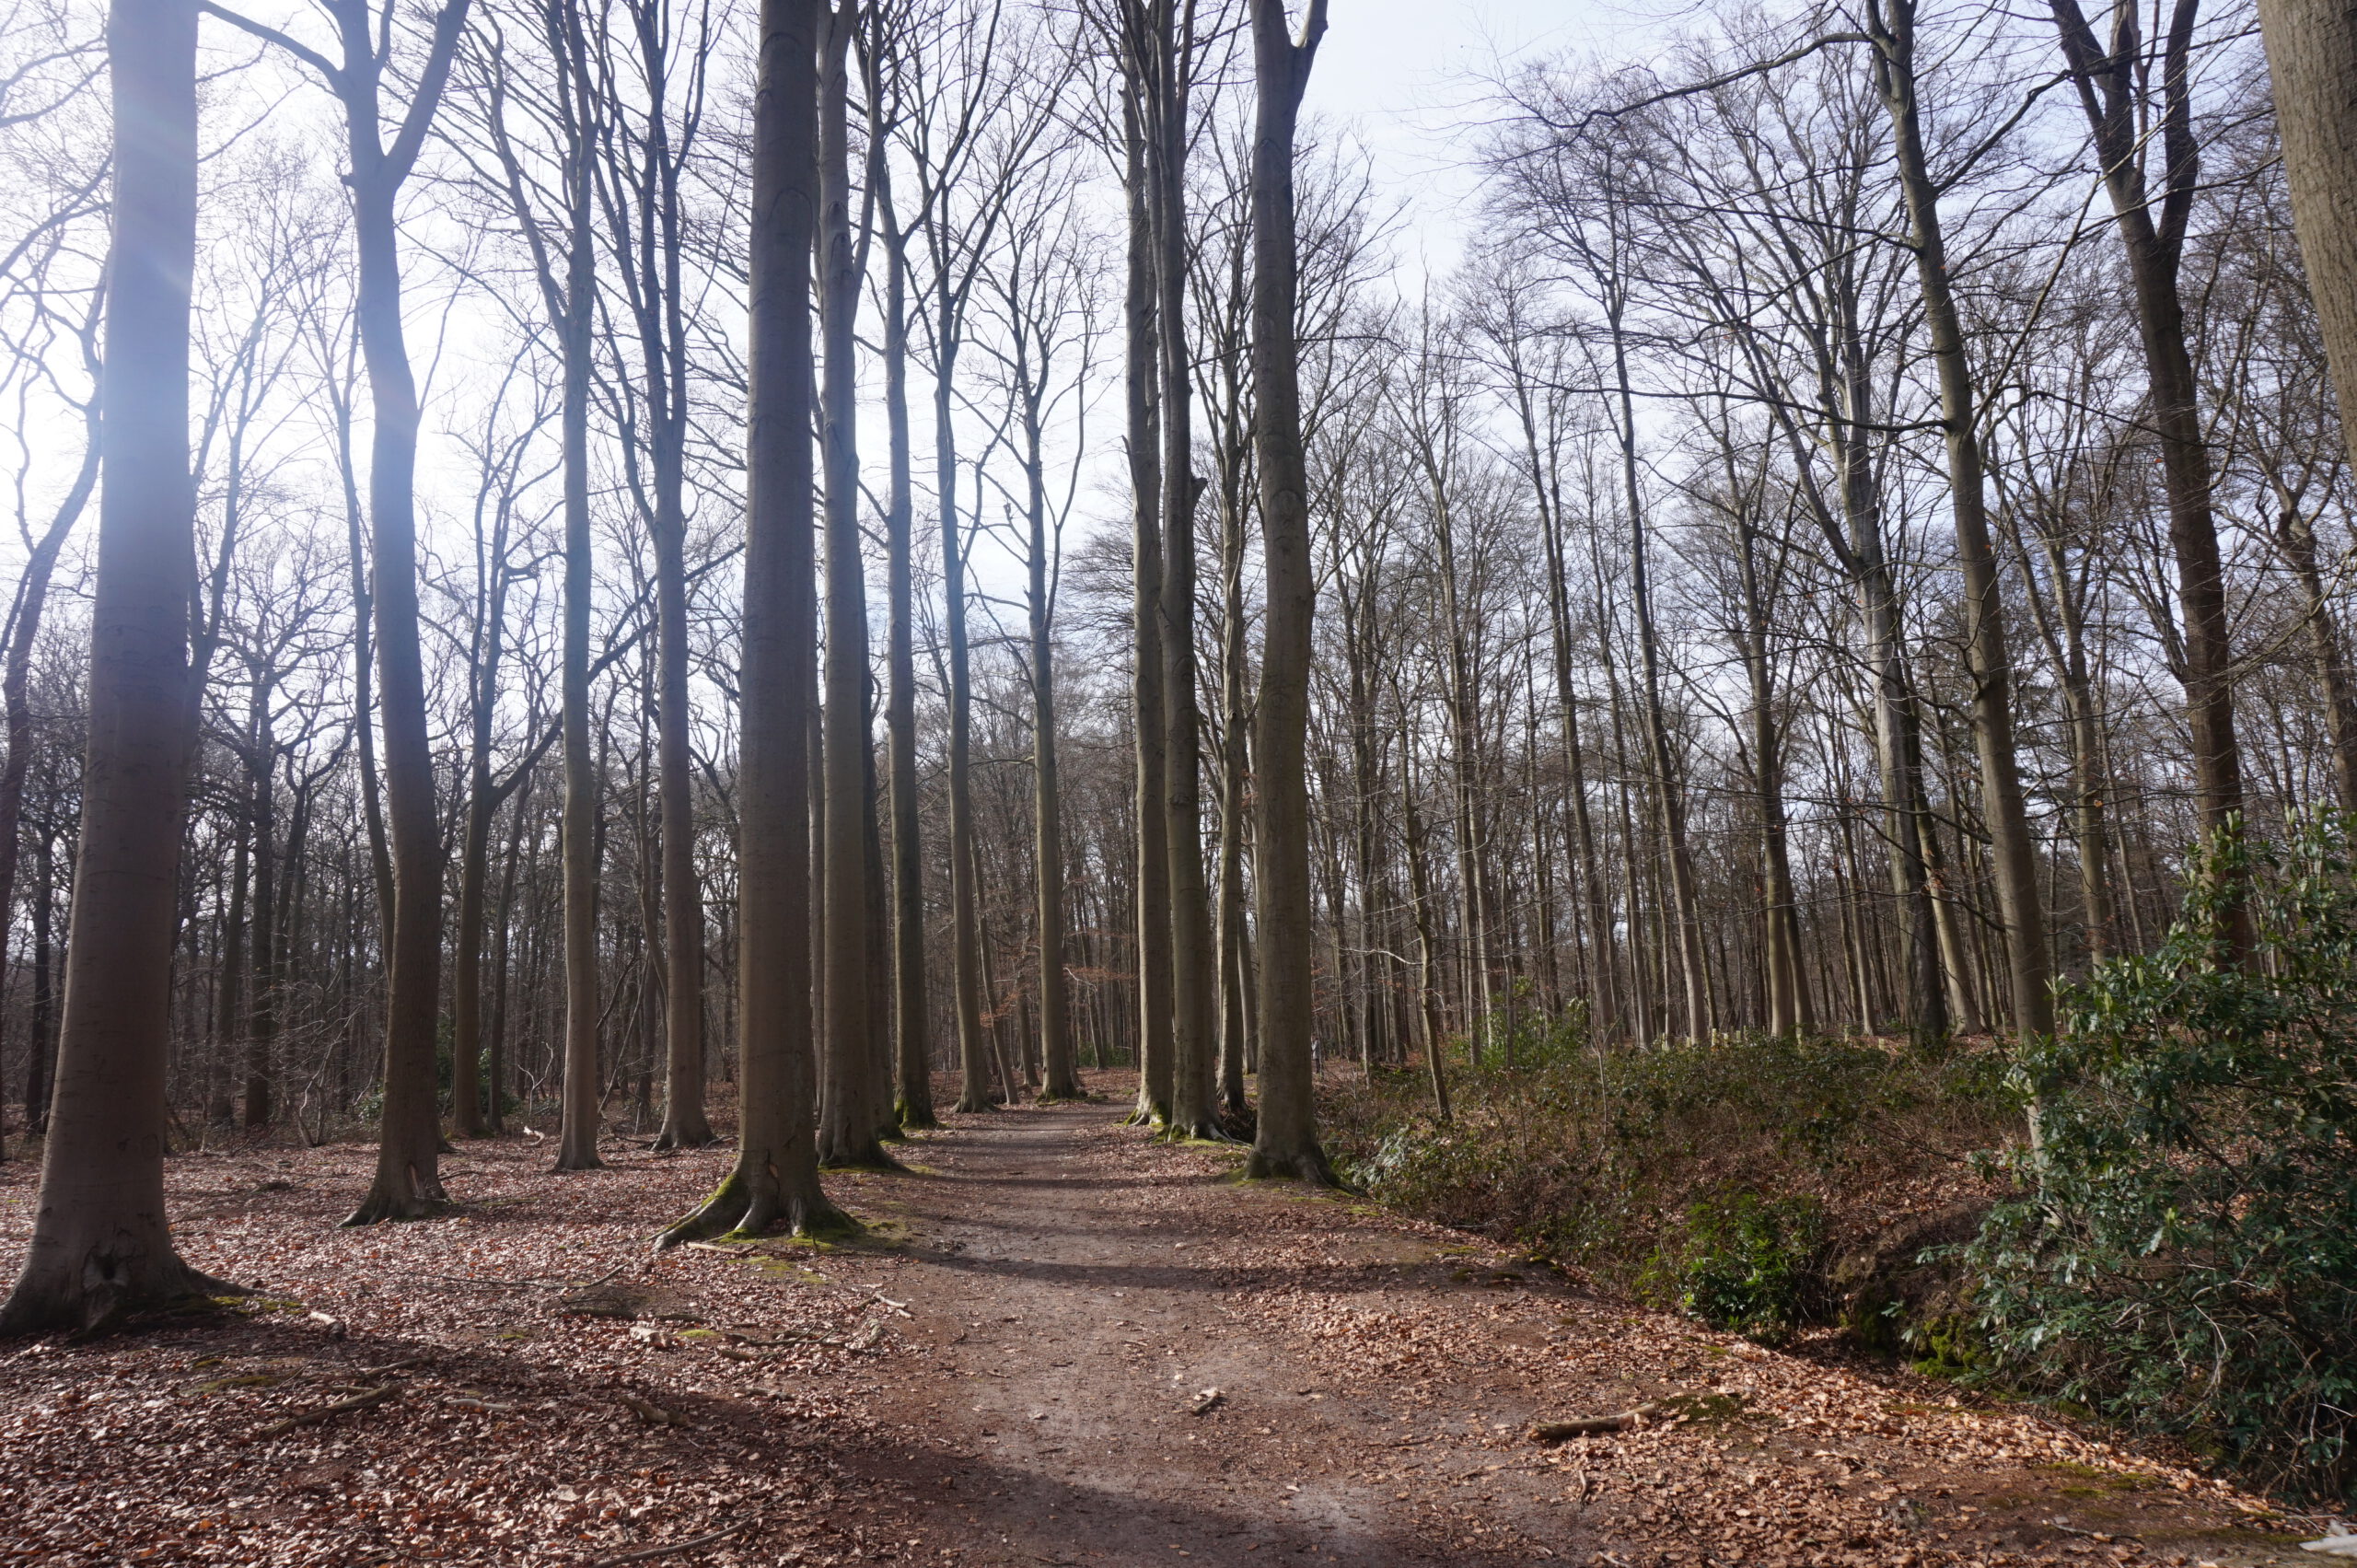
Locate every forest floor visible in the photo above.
<box><xmin>0</xmin><ymin>1071</ymin><xmax>2326</xmax><ymax>1567</ymax></box>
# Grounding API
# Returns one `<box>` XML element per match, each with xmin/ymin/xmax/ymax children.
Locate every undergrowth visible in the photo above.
<box><xmin>1967</xmin><ymin>816</ymin><xmax>2357</xmax><ymax>1502</ymax></box>
<box><xmin>1322</xmin><ymin>1029</ymin><xmax>2019</xmax><ymax>1337</ymax></box>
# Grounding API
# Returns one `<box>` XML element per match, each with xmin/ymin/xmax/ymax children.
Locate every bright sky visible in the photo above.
<box><xmin>1299</xmin><ymin>0</ymin><xmax>1663</xmax><ymax>279</ymax></box>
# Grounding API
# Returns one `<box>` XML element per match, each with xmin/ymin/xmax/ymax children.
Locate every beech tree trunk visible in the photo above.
<box><xmin>310</xmin><ymin>0</ymin><xmax>476</xmax><ymax>1223</ymax></box>
<box><xmin>877</xmin><ymin>192</ymin><xmax>935</xmax><ymax>1129</ymax></box>
<box><xmin>1867</xmin><ymin>0</ymin><xmax>2054</xmax><ymax>1040</ymax></box>
<box><xmin>1149</xmin><ymin>0</ymin><xmax>1217</xmax><ymax>1140</ymax></box>
<box><xmin>1245</xmin><ymin>0</ymin><xmax>1332</xmax><ymax>1184</ymax></box>
<box><xmin>817</xmin><ymin>0</ymin><xmax>888</xmax><ymax>1167</ymax></box>
<box><xmin>2258</xmin><ymin>0</ymin><xmax>2357</xmax><ymax>474</ymax></box>
<box><xmin>2049</xmin><ymin>0</ymin><xmax>2248</xmax><ymax>955</ymax></box>
<box><xmin>0</xmin><ymin>0</ymin><xmax>232</xmax><ymax>1332</ymax></box>
<box><xmin>661</xmin><ymin>0</ymin><xmax>843</xmax><ymax>1245</ymax></box>
<box><xmin>550</xmin><ymin>0</ymin><xmax>606</xmax><ymax>1174</ymax></box>
<box><xmin>1118</xmin><ymin>55</ymin><xmax>1173</xmax><ymax>1128</ymax></box>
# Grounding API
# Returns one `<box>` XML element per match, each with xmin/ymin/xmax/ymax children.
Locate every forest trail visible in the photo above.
<box><xmin>0</xmin><ymin>1081</ymin><xmax>2314</xmax><ymax>1567</ymax></box>
<box><xmin>844</xmin><ymin>1096</ymin><xmax>1570</xmax><ymax>1566</ymax></box>
<box><xmin>830</xmin><ymin>1091</ymin><xmax>2307</xmax><ymax>1568</ymax></box>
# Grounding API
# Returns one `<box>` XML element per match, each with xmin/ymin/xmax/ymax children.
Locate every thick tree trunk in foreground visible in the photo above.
<box><xmin>1</xmin><ymin>0</ymin><xmax>234</xmax><ymax>1332</ymax></box>
<box><xmin>661</xmin><ymin>0</ymin><xmax>843</xmax><ymax>1245</ymax></box>
<box><xmin>1245</xmin><ymin>0</ymin><xmax>1333</xmax><ymax>1186</ymax></box>
<box><xmin>2257</xmin><ymin>0</ymin><xmax>2357</xmax><ymax>542</ymax></box>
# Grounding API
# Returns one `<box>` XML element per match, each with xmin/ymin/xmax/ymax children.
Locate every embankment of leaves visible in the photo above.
<box><xmin>1321</xmin><ymin>1030</ymin><xmax>2018</xmax><ymax>1346</ymax></box>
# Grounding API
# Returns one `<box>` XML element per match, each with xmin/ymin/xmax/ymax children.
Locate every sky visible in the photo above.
<box><xmin>1298</xmin><ymin>0</ymin><xmax>1662</xmax><ymax>280</ymax></box>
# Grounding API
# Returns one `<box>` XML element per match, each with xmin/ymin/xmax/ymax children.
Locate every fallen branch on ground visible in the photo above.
<box><xmin>585</xmin><ymin>1519</ymin><xmax>755</xmax><ymax>1565</ymax></box>
<box><xmin>256</xmin><ymin>1384</ymin><xmax>399</xmax><ymax>1438</ymax></box>
<box><xmin>1528</xmin><ymin>1401</ymin><xmax>1665</xmax><ymax>1443</ymax></box>
<box><xmin>614</xmin><ymin>1391</ymin><xmax>685</xmax><ymax>1426</ymax></box>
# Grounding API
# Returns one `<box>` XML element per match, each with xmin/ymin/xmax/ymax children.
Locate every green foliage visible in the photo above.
<box><xmin>1647</xmin><ymin>1187</ymin><xmax>1824</xmax><ymax>1344</ymax></box>
<box><xmin>1966</xmin><ymin>815</ymin><xmax>2357</xmax><ymax>1500</ymax></box>
<box><xmin>1329</xmin><ymin>1028</ymin><xmax>2012</xmax><ymax>1310</ymax></box>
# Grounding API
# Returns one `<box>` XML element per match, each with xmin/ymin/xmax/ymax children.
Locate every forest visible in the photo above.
<box><xmin>4</xmin><ymin>0</ymin><xmax>2357</xmax><ymax>1559</ymax></box>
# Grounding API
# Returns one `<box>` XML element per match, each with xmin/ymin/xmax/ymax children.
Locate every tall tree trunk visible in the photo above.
<box><xmin>1867</xmin><ymin>0</ymin><xmax>2055</xmax><ymax>1040</ymax></box>
<box><xmin>334</xmin><ymin>0</ymin><xmax>474</xmax><ymax>1224</ymax></box>
<box><xmin>488</xmin><ymin>778</ymin><xmax>530</xmax><ymax>1132</ymax></box>
<box><xmin>1028</xmin><ymin>391</ymin><xmax>1079</xmax><ymax>1102</ymax></box>
<box><xmin>662</xmin><ymin>0</ymin><xmax>842</xmax><ymax>1244</ymax></box>
<box><xmin>1147</xmin><ymin>0</ymin><xmax>1216</xmax><ymax>1139</ymax></box>
<box><xmin>1120</xmin><ymin>58</ymin><xmax>1172</xmax><ymax>1128</ymax></box>
<box><xmin>1215</xmin><ymin>487</ymin><xmax>1251</xmax><ymax>1114</ymax></box>
<box><xmin>244</xmin><ymin>702</ymin><xmax>278</xmax><ymax>1128</ymax></box>
<box><xmin>553</xmin><ymin>0</ymin><xmax>605</xmax><ymax>1173</ymax></box>
<box><xmin>637</xmin><ymin>0</ymin><xmax>714</xmax><ymax>1151</ymax></box>
<box><xmin>2049</xmin><ymin>0</ymin><xmax>2247</xmax><ymax>954</ymax></box>
<box><xmin>1245</xmin><ymin>0</ymin><xmax>1333</xmax><ymax>1184</ymax></box>
<box><xmin>26</xmin><ymin>830</ymin><xmax>57</xmax><ymax>1135</ymax></box>
<box><xmin>817</xmin><ymin>1</ymin><xmax>886</xmax><ymax>1167</ymax></box>
<box><xmin>1</xmin><ymin>0</ymin><xmax>232</xmax><ymax>1330</ymax></box>
<box><xmin>876</xmin><ymin>190</ymin><xmax>934</xmax><ymax>1129</ymax></box>
<box><xmin>2276</xmin><ymin>507</ymin><xmax>2357</xmax><ymax>815</ymax></box>
<box><xmin>1606</xmin><ymin>284</ymin><xmax>1708</xmax><ymax>1041</ymax></box>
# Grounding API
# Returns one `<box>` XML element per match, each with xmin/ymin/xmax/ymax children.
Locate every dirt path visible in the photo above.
<box><xmin>0</xmin><ymin>1080</ymin><xmax>2316</xmax><ymax>1567</ymax></box>
<box><xmin>817</xmin><ymin>1091</ymin><xmax>2308</xmax><ymax>1568</ymax></box>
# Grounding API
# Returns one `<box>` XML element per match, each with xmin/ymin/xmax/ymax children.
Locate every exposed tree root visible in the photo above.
<box><xmin>655</xmin><ymin>1167</ymin><xmax>856</xmax><ymax>1252</ymax></box>
<box><xmin>586</xmin><ymin>1519</ymin><xmax>757</xmax><ymax>1566</ymax></box>
<box><xmin>1528</xmin><ymin>1400</ymin><xmax>1666</xmax><ymax>1443</ymax></box>
<box><xmin>1243</xmin><ymin>1144</ymin><xmax>1341</xmax><ymax>1188</ymax></box>
<box><xmin>343</xmin><ymin>1160</ymin><xmax>447</xmax><ymax>1226</ymax></box>
<box><xmin>256</xmin><ymin>1383</ymin><xmax>400</xmax><ymax>1439</ymax></box>
<box><xmin>0</xmin><ymin>1249</ymin><xmax>248</xmax><ymax>1340</ymax></box>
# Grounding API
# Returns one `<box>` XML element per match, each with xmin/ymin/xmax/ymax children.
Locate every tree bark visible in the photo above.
<box><xmin>1866</xmin><ymin>0</ymin><xmax>2054</xmax><ymax>1040</ymax></box>
<box><xmin>816</xmin><ymin>0</ymin><xmax>888</xmax><ymax>1168</ymax></box>
<box><xmin>2049</xmin><ymin>0</ymin><xmax>2247</xmax><ymax>955</ymax></box>
<box><xmin>318</xmin><ymin>0</ymin><xmax>474</xmax><ymax>1223</ymax></box>
<box><xmin>2258</xmin><ymin>0</ymin><xmax>2357</xmax><ymax>474</ymax></box>
<box><xmin>873</xmin><ymin>161</ymin><xmax>934</xmax><ymax>1130</ymax></box>
<box><xmin>1119</xmin><ymin>53</ymin><xmax>1172</xmax><ymax>1128</ymax></box>
<box><xmin>552</xmin><ymin>0</ymin><xmax>606</xmax><ymax>1174</ymax></box>
<box><xmin>1</xmin><ymin>0</ymin><xmax>233</xmax><ymax>1332</ymax></box>
<box><xmin>661</xmin><ymin>0</ymin><xmax>844</xmax><ymax>1245</ymax></box>
<box><xmin>1245</xmin><ymin>0</ymin><xmax>1333</xmax><ymax>1184</ymax></box>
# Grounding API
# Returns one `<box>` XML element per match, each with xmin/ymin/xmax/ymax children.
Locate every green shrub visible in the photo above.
<box><xmin>1649</xmin><ymin>1187</ymin><xmax>1824</xmax><ymax>1343</ymax></box>
<box><xmin>1326</xmin><ymin>1028</ymin><xmax>2014</xmax><ymax>1311</ymax></box>
<box><xmin>1967</xmin><ymin>815</ymin><xmax>2357</xmax><ymax>1500</ymax></box>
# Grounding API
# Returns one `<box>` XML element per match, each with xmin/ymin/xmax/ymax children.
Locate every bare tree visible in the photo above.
<box><xmin>1244</xmin><ymin>0</ymin><xmax>1330</xmax><ymax>1185</ymax></box>
<box><xmin>1</xmin><ymin>0</ymin><xmax>236</xmax><ymax>1332</ymax></box>
<box><xmin>660</xmin><ymin>0</ymin><xmax>844</xmax><ymax>1244</ymax></box>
